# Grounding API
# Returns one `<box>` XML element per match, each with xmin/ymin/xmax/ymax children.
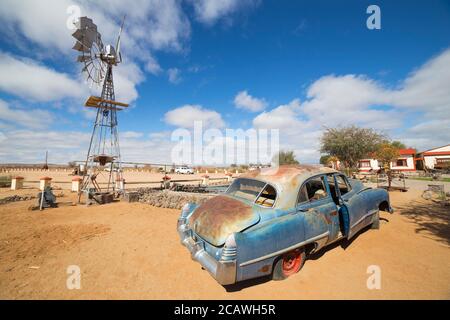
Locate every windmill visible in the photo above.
<box><xmin>72</xmin><ymin>16</ymin><xmax>128</xmax><ymax>203</ymax></box>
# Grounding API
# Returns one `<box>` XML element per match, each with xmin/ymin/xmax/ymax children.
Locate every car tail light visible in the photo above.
<box><xmin>180</xmin><ymin>202</ymin><xmax>195</xmax><ymax>219</ymax></box>
<box><xmin>220</xmin><ymin>233</ymin><xmax>237</xmax><ymax>262</ymax></box>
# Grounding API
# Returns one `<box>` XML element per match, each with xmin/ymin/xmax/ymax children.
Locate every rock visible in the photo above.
<box><xmin>124</xmin><ymin>191</ymin><xmax>139</xmax><ymax>203</ymax></box>
<box><xmin>422</xmin><ymin>190</ymin><xmax>433</xmax><ymax>200</ymax></box>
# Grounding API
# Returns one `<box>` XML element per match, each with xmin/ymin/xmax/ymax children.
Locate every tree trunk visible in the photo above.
<box><xmin>387</xmin><ymin>170</ymin><xmax>392</xmax><ymax>189</ymax></box>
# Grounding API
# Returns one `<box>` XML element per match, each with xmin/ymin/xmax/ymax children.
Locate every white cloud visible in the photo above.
<box><xmin>389</xmin><ymin>48</ymin><xmax>450</xmax><ymax>119</ymax></box>
<box><xmin>301</xmin><ymin>74</ymin><xmax>401</xmax><ymax>129</ymax></box>
<box><xmin>0</xmin><ymin>129</ymin><xmax>90</xmax><ymax>163</ymax></box>
<box><xmin>250</xmin><ymin>48</ymin><xmax>450</xmax><ymax>163</ymax></box>
<box><xmin>299</xmin><ymin>48</ymin><xmax>450</xmax><ymax>130</ymax></box>
<box><xmin>0</xmin><ymin>0</ymin><xmax>76</xmax><ymax>53</ymax></box>
<box><xmin>234</xmin><ymin>90</ymin><xmax>267</xmax><ymax>112</ymax></box>
<box><xmin>167</xmin><ymin>68</ymin><xmax>182</xmax><ymax>84</ymax></box>
<box><xmin>0</xmin><ymin>99</ymin><xmax>55</xmax><ymax>129</ymax></box>
<box><xmin>0</xmin><ymin>52</ymin><xmax>85</xmax><ymax>102</ymax></box>
<box><xmin>0</xmin><ymin>0</ymin><xmax>191</xmax><ymax>54</ymax></box>
<box><xmin>164</xmin><ymin>104</ymin><xmax>225</xmax><ymax>129</ymax></box>
<box><xmin>0</xmin><ymin>0</ymin><xmax>261</xmax><ymax>108</ymax></box>
<box><xmin>190</xmin><ymin>0</ymin><xmax>259</xmax><ymax>24</ymax></box>
<box><xmin>120</xmin><ymin>136</ymin><xmax>176</xmax><ymax>163</ymax></box>
<box><xmin>253</xmin><ymin>99</ymin><xmax>303</xmax><ymax>129</ymax></box>
<box><xmin>0</xmin><ymin>127</ymin><xmax>177</xmax><ymax>164</ymax></box>
<box><xmin>0</xmin><ymin>0</ymin><xmax>193</xmax><ymax>104</ymax></box>
<box><xmin>113</xmin><ymin>61</ymin><xmax>145</xmax><ymax>103</ymax></box>
<box><xmin>396</xmin><ymin>119</ymin><xmax>450</xmax><ymax>152</ymax></box>
<box><xmin>122</xmin><ymin>131</ymin><xmax>144</xmax><ymax>139</ymax></box>
<box><xmin>149</xmin><ymin>131</ymin><xmax>171</xmax><ymax>140</ymax></box>
<box><xmin>252</xmin><ymin>99</ymin><xmax>320</xmax><ymax>163</ymax></box>
<box><xmin>145</xmin><ymin>55</ymin><xmax>163</xmax><ymax>75</ymax></box>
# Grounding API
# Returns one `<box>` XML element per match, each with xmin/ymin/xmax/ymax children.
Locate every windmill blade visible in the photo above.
<box><xmin>82</xmin><ymin>60</ymin><xmax>93</xmax><ymax>73</ymax></box>
<box><xmin>95</xmin><ymin>68</ymin><xmax>102</xmax><ymax>84</ymax></box>
<box><xmin>72</xmin><ymin>41</ymin><xmax>90</xmax><ymax>53</ymax></box>
<box><xmin>115</xmin><ymin>15</ymin><xmax>126</xmax><ymax>64</ymax></box>
<box><xmin>77</xmin><ymin>55</ymin><xmax>92</xmax><ymax>63</ymax></box>
<box><xmin>72</xmin><ymin>28</ymin><xmax>98</xmax><ymax>49</ymax></box>
<box><xmin>75</xmin><ymin>16</ymin><xmax>97</xmax><ymax>32</ymax></box>
<box><xmin>96</xmin><ymin>33</ymin><xmax>104</xmax><ymax>51</ymax></box>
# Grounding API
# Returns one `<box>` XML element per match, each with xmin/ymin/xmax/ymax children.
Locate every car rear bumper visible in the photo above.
<box><xmin>177</xmin><ymin>219</ymin><xmax>237</xmax><ymax>285</ymax></box>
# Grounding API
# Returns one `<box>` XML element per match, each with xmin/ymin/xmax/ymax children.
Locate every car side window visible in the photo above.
<box><xmin>255</xmin><ymin>184</ymin><xmax>277</xmax><ymax>207</ymax></box>
<box><xmin>298</xmin><ymin>187</ymin><xmax>309</xmax><ymax>204</ymax></box>
<box><xmin>326</xmin><ymin>174</ymin><xmax>339</xmax><ymax>203</ymax></box>
<box><xmin>336</xmin><ymin>175</ymin><xmax>351</xmax><ymax>195</ymax></box>
<box><xmin>297</xmin><ymin>176</ymin><xmax>328</xmax><ymax>204</ymax></box>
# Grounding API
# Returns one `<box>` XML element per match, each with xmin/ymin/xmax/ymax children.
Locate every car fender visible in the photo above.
<box><xmin>357</xmin><ymin>187</ymin><xmax>392</xmax><ymax>213</ymax></box>
<box><xmin>234</xmin><ymin>212</ymin><xmax>309</xmax><ymax>281</ymax></box>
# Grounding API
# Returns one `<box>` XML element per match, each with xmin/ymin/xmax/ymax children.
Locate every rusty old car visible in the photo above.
<box><xmin>177</xmin><ymin>165</ymin><xmax>393</xmax><ymax>285</ymax></box>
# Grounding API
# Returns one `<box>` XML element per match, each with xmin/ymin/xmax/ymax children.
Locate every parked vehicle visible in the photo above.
<box><xmin>177</xmin><ymin>165</ymin><xmax>393</xmax><ymax>285</ymax></box>
<box><xmin>175</xmin><ymin>166</ymin><xmax>194</xmax><ymax>174</ymax></box>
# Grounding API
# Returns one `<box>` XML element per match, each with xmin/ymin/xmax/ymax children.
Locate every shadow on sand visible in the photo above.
<box><xmin>395</xmin><ymin>200</ymin><xmax>450</xmax><ymax>246</ymax></box>
<box><xmin>224</xmin><ymin>200</ymin><xmax>450</xmax><ymax>292</ymax></box>
<box><xmin>224</xmin><ymin>224</ymin><xmax>377</xmax><ymax>292</ymax></box>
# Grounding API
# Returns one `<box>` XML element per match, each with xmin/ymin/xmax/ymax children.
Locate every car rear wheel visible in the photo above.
<box><xmin>272</xmin><ymin>248</ymin><xmax>306</xmax><ymax>281</ymax></box>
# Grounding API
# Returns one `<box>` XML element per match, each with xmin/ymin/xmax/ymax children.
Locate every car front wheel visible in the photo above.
<box><xmin>272</xmin><ymin>248</ymin><xmax>306</xmax><ymax>281</ymax></box>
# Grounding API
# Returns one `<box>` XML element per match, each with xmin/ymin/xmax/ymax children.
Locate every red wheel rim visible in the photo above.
<box><xmin>282</xmin><ymin>249</ymin><xmax>302</xmax><ymax>276</ymax></box>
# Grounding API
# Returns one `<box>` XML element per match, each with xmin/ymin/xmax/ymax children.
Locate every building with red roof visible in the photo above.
<box><xmin>358</xmin><ymin>148</ymin><xmax>417</xmax><ymax>172</ymax></box>
<box><xmin>416</xmin><ymin>144</ymin><xmax>450</xmax><ymax>170</ymax></box>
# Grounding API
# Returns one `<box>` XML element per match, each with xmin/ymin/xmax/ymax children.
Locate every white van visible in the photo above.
<box><xmin>175</xmin><ymin>166</ymin><xmax>194</xmax><ymax>174</ymax></box>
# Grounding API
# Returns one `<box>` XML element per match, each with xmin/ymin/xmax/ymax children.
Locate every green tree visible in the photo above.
<box><xmin>320</xmin><ymin>126</ymin><xmax>386</xmax><ymax>169</ymax></box>
<box><xmin>375</xmin><ymin>142</ymin><xmax>401</xmax><ymax>188</ymax></box>
<box><xmin>274</xmin><ymin>150</ymin><xmax>300</xmax><ymax>165</ymax></box>
<box><xmin>391</xmin><ymin>140</ymin><xmax>406</xmax><ymax>149</ymax></box>
<box><xmin>67</xmin><ymin>161</ymin><xmax>76</xmax><ymax>168</ymax></box>
<box><xmin>319</xmin><ymin>155</ymin><xmax>330</xmax><ymax>165</ymax></box>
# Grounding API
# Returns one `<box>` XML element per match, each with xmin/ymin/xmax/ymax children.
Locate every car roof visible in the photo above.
<box><xmin>239</xmin><ymin>165</ymin><xmax>339</xmax><ymax>209</ymax></box>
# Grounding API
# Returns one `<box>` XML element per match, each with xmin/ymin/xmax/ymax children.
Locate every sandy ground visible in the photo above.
<box><xmin>0</xmin><ymin>187</ymin><xmax>449</xmax><ymax>299</ymax></box>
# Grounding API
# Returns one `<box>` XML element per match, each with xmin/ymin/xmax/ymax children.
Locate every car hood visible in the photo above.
<box><xmin>188</xmin><ymin>195</ymin><xmax>260</xmax><ymax>246</ymax></box>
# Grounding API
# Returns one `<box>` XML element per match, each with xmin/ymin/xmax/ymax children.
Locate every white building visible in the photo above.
<box><xmin>417</xmin><ymin>144</ymin><xmax>450</xmax><ymax>170</ymax></box>
<box><xmin>358</xmin><ymin>149</ymin><xmax>416</xmax><ymax>172</ymax></box>
<box><xmin>358</xmin><ymin>158</ymin><xmax>381</xmax><ymax>172</ymax></box>
<box><xmin>389</xmin><ymin>148</ymin><xmax>416</xmax><ymax>171</ymax></box>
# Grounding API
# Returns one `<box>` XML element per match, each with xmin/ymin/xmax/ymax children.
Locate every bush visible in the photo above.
<box><xmin>0</xmin><ymin>175</ymin><xmax>12</xmax><ymax>188</ymax></box>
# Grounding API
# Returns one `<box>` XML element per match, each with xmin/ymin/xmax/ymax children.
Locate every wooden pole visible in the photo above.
<box><xmin>39</xmin><ymin>189</ymin><xmax>45</xmax><ymax>211</ymax></box>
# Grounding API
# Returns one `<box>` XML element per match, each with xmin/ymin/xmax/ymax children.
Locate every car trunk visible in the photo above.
<box><xmin>188</xmin><ymin>195</ymin><xmax>260</xmax><ymax>246</ymax></box>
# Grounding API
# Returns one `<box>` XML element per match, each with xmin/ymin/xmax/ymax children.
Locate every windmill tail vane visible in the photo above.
<box><xmin>115</xmin><ymin>15</ymin><xmax>126</xmax><ymax>64</ymax></box>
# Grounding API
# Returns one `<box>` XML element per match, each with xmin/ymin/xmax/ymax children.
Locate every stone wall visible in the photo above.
<box><xmin>136</xmin><ymin>188</ymin><xmax>216</xmax><ymax>209</ymax></box>
<box><xmin>0</xmin><ymin>194</ymin><xmax>36</xmax><ymax>205</ymax></box>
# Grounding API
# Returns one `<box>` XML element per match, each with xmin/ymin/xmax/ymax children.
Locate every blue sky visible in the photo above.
<box><xmin>0</xmin><ymin>0</ymin><xmax>449</xmax><ymax>164</ymax></box>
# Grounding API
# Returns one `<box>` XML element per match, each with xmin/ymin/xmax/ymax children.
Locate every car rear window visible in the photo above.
<box><xmin>226</xmin><ymin>178</ymin><xmax>275</xmax><ymax>205</ymax></box>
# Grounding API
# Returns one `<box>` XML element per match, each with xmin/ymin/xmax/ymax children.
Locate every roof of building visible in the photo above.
<box><xmin>418</xmin><ymin>144</ymin><xmax>450</xmax><ymax>155</ymax></box>
<box><xmin>398</xmin><ymin>148</ymin><xmax>416</xmax><ymax>155</ymax></box>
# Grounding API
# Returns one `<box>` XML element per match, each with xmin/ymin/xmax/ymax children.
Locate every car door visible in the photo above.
<box><xmin>334</xmin><ymin>174</ymin><xmax>369</xmax><ymax>239</ymax></box>
<box><xmin>296</xmin><ymin>175</ymin><xmax>338</xmax><ymax>246</ymax></box>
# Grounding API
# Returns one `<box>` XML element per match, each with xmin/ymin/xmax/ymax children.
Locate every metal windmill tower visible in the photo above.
<box><xmin>72</xmin><ymin>16</ymin><xmax>128</xmax><ymax>202</ymax></box>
